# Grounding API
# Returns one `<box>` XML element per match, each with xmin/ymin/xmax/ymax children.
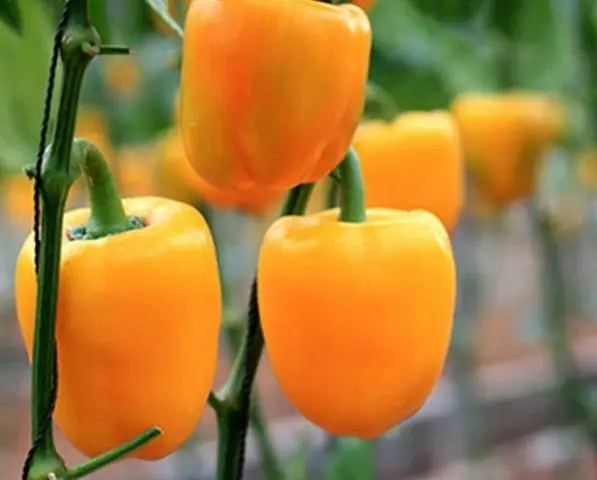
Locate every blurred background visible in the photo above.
<box><xmin>3</xmin><ymin>0</ymin><xmax>597</xmax><ymax>478</ymax></box>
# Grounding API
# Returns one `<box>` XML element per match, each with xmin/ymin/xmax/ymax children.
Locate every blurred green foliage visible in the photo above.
<box><xmin>0</xmin><ymin>0</ymin><xmax>22</xmax><ymax>33</ymax></box>
<box><xmin>0</xmin><ymin>0</ymin><xmax>54</xmax><ymax>175</ymax></box>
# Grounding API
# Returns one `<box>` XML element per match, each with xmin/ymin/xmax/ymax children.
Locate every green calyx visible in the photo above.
<box><xmin>68</xmin><ymin>215</ymin><xmax>146</xmax><ymax>240</ymax></box>
<box><xmin>67</xmin><ymin>138</ymin><xmax>146</xmax><ymax>240</ymax></box>
<box><xmin>26</xmin><ymin>453</ymin><xmax>66</xmax><ymax>480</ymax></box>
<box><xmin>336</xmin><ymin>147</ymin><xmax>367</xmax><ymax>223</ymax></box>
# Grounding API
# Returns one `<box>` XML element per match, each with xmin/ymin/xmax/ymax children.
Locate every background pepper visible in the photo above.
<box><xmin>352</xmin><ymin>111</ymin><xmax>463</xmax><ymax>231</ymax></box>
<box><xmin>15</xmin><ymin>196</ymin><xmax>222</xmax><ymax>460</ymax></box>
<box><xmin>179</xmin><ymin>0</ymin><xmax>371</xmax><ymax>192</ymax></box>
<box><xmin>451</xmin><ymin>92</ymin><xmax>564</xmax><ymax>207</ymax></box>
<box><xmin>258</xmin><ymin>208</ymin><xmax>456</xmax><ymax>438</ymax></box>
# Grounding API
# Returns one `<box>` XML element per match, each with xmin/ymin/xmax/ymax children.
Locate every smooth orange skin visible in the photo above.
<box><xmin>158</xmin><ymin>128</ymin><xmax>282</xmax><ymax>215</ymax></box>
<box><xmin>15</xmin><ymin>197</ymin><xmax>222</xmax><ymax>460</ymax></box>
<box><xmin>451</xmin><ymin>92</ymin><xmax>564</xmax><ymax>206</ymax></box>
<box><xmin>180</xmin><ymin>0</ymin><xmax>371</xmax><ymax>191</ymax></box>
<box><xmin>258</xmin><ymin>209</ymin><xmax>456</xmax><ymax>438</ymax></box>
<box><xmin>353</xmin><ymin>111</ymin><xmax>463</xmax><ymax>231</ymax></box>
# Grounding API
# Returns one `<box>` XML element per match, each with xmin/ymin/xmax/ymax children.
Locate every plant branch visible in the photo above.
<box><xmin>530</xmin><ymin>201</ymin><xmax>597</xmax><ymax>445</ymax></box>
<box><xmin>215</xmin><ymin>183</ymin><xmax>315</xmax><ymax>480</ymax></box>
<box><xmin>337</xmin><ymin>147</ymin><xmax>367</xmax><ymax>223</ymax></box>
<box><xmin>25</xmin><ymin>2</ymin><xmax>99</xmax><ymax>478</ymax></box>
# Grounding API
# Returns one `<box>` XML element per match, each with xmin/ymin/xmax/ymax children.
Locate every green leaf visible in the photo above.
<box><xmin>0</xmin><ymin>0</ymin><xmax>56</xmax><ymax>175</ymax></box>
<box><xmin>512</xmin><ymin>0</ymin><xmax>584</xmax><ymax>95</ymax></box>
<box><xmin>324</xmin><ymin>439</ymin><xmax>374</xmax><ymax>480</ymax></box>
<box><xmin>0</xmin><ymin>0</ymin><xmax>22</xmax><ymax>34</ymax></box>
<box><xmin>369</xmin><ymin>0</ymin><xmax>501</xmax><ymax>96</ymax></box>
<box><xmin>284</xmin><ymin>436</ymin><xmax>311</xmax><ymax>480</ymax></box>
<box><xmin>144</xmin><ymin>0</ymin><xmax>184</xmax><ymax>38</ymax></box>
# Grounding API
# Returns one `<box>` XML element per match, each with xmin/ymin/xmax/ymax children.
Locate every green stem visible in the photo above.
<box><xmin>98</xmin><ymin>45</ymin><xmax>130</xmax><ymax>55</ymax></box>
<box><xmin>27</xmin><ymin>3</ymin><xmax>98</xmax><ymax>477</ymax></box>
<box><xmin>326</xmin><ymin>177</ymin><xmax>339</xmax><ymax>209</ymax></box>
<box><xmin>215</xmin><ymin>183</ymin><xmax>315</xmax><ymax>480</ymax></box>
<box><xmin>65</xmin><ymin>428</ymin><xmax>162</xmax><ymax>479</ymax></box>
<box><xmin>223</xmin><ymin>320</ymin><xmax>284</xmax><ymax>480</ymax></box>
<box><xmin>27</xmin><ymin>196</ymin><xmax>69</xmax><ymax>478</ymax></box>
<box><xmin>249</xmin><ymin>401</ymin><xmax>283</xmax><ymax>480</ymax></box>
<box><xmin>69</xmin><ymin>139</ymin><xmax>141</xmax><ymax>239</ymax></box>
<box><xmin>337</xmin><ymin>147</ymin><xmax>367</xmax><ymax>223</ymax></box>
<box><xmin>530</xmin><ymin>202</ymin><xmax>597</xmax><ymax>444</ymax></box>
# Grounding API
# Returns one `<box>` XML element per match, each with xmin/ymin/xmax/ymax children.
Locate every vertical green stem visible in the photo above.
<box><xmin>223</xmin><ymin>320</ymin><xmax>283</xmax><ymax>480</ymax></box>
<box><xmin>26</xmin><ymin>3</ymin><xmax>159</xmax><ymax>479</ymax></box>
<box><xmin>70</xmin><ymin>139</ymin><xmax>140</xmax><ymax>239</ymax></box>
<box><xmin>215</xmin><ymin>183</ymin><xmax>315</xmax><ymax>480</ymax></box>
<box><xmin>26</xmin><ymin>3</ymin><xmax>99</xmax><ymax>477</ymax></box>
<box><xmin>27</xmin><ymin>195</ymin><xmax>69</xmax><ymax>478</ymax></box>
<box><xmin>530</xmin><ymin>202</ymin><xmax>597</xmax><ymax>445</ymax></box>
<box><xmin>337</xmin><ymin>147</ymin><xmax>367</xmax><ymax>223</ymax></box>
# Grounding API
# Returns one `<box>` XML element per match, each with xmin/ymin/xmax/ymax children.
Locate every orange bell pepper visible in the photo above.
<box><xmin>353</xmin><ymin>111</ymin><xmax>463</xmax><ymax>231</ymax></box>
<box><xmin>157</xmin><ymin>128</ymin><xmax>282</xmax><ymax>215</ymax></box>
<box><xmin>16</xmin><ymin>196</ymin><xmax>222</xmax><ymax>460</ymax></box>
<box><xmin>452</xmin><ymin>91</ymin><xmax>564</xmax><ymax>206</ymax></box>
<box><xmin>179</xmin><ymin>0</ymin><xmax>371</xmax><ymax>191</ymax></box>
<box><xmin>258</xmin><ymin>208</ymin><xmax>456</xmax><ymax>438</ymax></box>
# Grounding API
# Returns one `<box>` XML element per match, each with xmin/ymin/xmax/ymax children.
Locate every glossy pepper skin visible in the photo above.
<box><xmin>258</xmin><ymin>209</ymin><xmax>456</xmax><ymax>438</ymax></box>
<box><xmin>157</xmin><ymin>128</ymin><xmax>282</xmax><ymax>215</ymax></box>
<box><xmin>353</xmin><ymin>111</ymin><xmax>463</xmax><ymax>231</ymax></box>
<box><xmin>179</xmin><ymin>0</ymin><xmax>371</xmax><ymax>191</ymax></box>
<box><xmin>15</xmin><ymin>197</ymin><xmax>221</xmax><ymax>460</ymax></box>
<box><xmin>451</xmin><ymin>92</ymin><xmax>564</xmax><ymax>207</ymax></box>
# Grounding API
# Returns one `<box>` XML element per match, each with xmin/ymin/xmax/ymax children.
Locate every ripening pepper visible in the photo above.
<box><xmin>451</xmin><ymin>92</ymin><xmax>564</xmax><ymax>206</ymax></box>
<box><xmin>577</xmin><ymin>149</ymin><xmax>597</xmax><ymax>190</ymax></box>
<box><xmin>103</xmin><ymin>56</ymin><xmax>141</xmax><ymax>97</ymax></box>
<box><xmin>353</xmin><ymin>111</ymin><xmax>463</xmax><ymax>231</ymax></box>
<box><xmin>258</xmin><ymin>208</ymin><xmax>456</xmax><ymax>438</ymax></box>
<box><xmin>115</xmin><ymin>145</ymin><xmax>157</xmax><ymax>197</ymax></box>
<box><xmin>75</xmin><ymin>107</ymin><xmax>113</xmax><ymax>165</ymax></box>
<box><xmin>156</xmin><ymin>128</ymin><xmax>282</xmax><ymax>215</ymax></box>
<box><xmin>179</xmin><ymin>0</ymin><xmax>372</xmax><ymax>191</ymax></box>
<box><xmin>15</xmin><ymin>196</ymin><xmax>222</xmax><ymax>460</ymax></box>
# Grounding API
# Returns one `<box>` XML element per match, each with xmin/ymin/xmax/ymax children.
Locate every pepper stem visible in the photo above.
<box><xmin>69</xmin><ymin>139</ymin><xmax>143</xmax><ymax>240</ymax></box>
<box><xmin>65</xmin><ymin>427</ymin><xmax>162</xmax><ymax>479</ymax></box>
<box><xmin>337</xmin><ymin>147</ymin><xmax>367</xmax><ymax>223</ymax></box>
<box><xmin>214</xmin><ymin>183</ymin><xmax>315</xmax><ymax>480</ymax></box>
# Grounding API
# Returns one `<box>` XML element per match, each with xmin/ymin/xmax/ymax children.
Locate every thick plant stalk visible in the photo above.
<box><xmin>449</xmin><ymin>209</ymin><xmax>484</xmax><ymax>475</ymax></box>
<box><xmin>199</xmin><ymin>202</ymin><xmax>284</xmax><ymax>480</ymax></box>
<box><xmin>223</xmin><ymin>318</ymin><xmax>284</xmax><ymax>480</ymax></box>
<box><xmin>530</xmin><ymin>202</ymin><xmax>597</xmax><ymax>445</ymax></box>
<box><xmin>213</xmin><ymin>184</ymin><xmax>315</xmax><ymax>480</ymax></box>
<box><xmin>24</xmin><ymin>2</ymin><xmax>159</xmax><ymax>479</ymax></box>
